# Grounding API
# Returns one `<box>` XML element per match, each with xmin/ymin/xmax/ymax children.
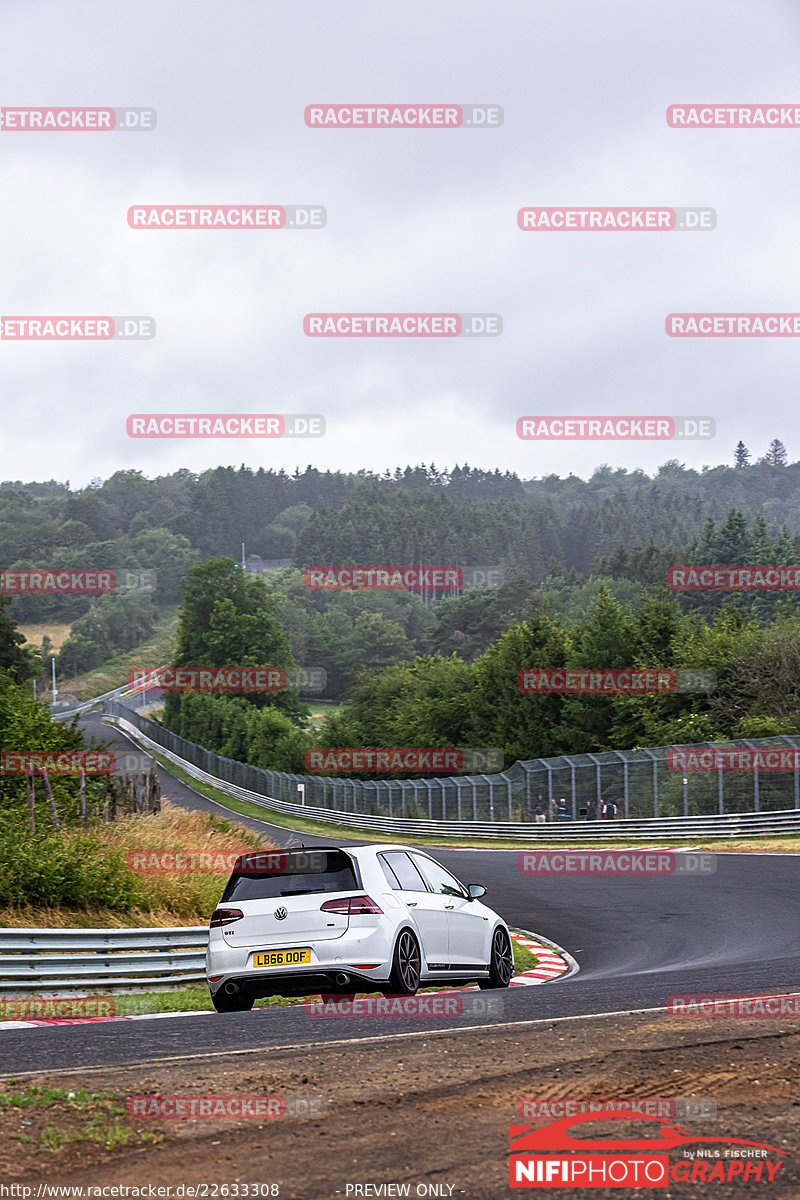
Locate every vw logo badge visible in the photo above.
<box><xmin>274</xmin><ymin>906</ymin><xmax>288</xmax><ymax>921</ymax></box>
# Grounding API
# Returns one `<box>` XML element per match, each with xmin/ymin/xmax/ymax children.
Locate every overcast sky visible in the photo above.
<box><xmin>1</xmin><ymin>0</ymin><xmax>798</xmax><ymax>488</ymax></box>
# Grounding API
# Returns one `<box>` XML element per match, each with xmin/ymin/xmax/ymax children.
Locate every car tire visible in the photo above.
<box><xmin>211</xmin><ymin>989</ymin><xmax>254</xmax><ymax>1013</ymax></box>
<box><xmin>386</xmin><ymin>929</ymin><xmax>421</xmax><ymax>995</ymax></box>
<box><xmin>479</xmin><ymin>927</ymin><xmax>514</xmax><ymax>989</ymax></box>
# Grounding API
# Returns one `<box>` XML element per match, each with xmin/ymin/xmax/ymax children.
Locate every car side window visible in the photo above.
<box><xmin>382</xmin><ymin>851</ymin><xmax>429</xmax><ymax>892</ymax></box>
<box><xmin>378</xmin><ymin>855</ymin><xmax>402</xmax><ymax>890</ymax></box>
<box><xmin>411</xmin><ymin>854</ymin><xmax>468</xmax><ymax>898</ymax></box>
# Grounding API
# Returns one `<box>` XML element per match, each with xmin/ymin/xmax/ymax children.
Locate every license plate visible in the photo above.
<box><xmin>252</xmin><ymin>948</ymin><xmax>311</xmax><ymax>968</ymax></box>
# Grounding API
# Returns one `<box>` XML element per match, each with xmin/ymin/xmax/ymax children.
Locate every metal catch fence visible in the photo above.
<box><xmin>103</xmin><ymin>702</ymin><xmax>800</xmax><ymax>824</ymax></box>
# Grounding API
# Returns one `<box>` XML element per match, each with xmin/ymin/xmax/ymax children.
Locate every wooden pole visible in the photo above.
<box><xmin>25</xmin><ymin>767</ymin><xmax>36</xmax><ymax>832</ymax></box>
<box><xmin>42</xmin><ymin>768</ymin><xmax>60</xmax><ymax>830</ymax></box>
<box><xmin>79</xmin><ymin>770</ymin><xmax>87</xmax><ymax>829</ymax></box>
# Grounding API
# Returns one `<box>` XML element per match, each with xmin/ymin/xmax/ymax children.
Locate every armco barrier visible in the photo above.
<box><xmin>51</xmin><ymin>672</ymin><xmax>166</xmax><ymax>720</ymax></box>
<box><xmin>103</xmin><ymin>710</ymin><xmax>800</xmax><ymax>839</ymax></box>
<box><xmin>0</xmin><ymin>927</ymin><xmax>207</xmax><ymax>992</ymax></box>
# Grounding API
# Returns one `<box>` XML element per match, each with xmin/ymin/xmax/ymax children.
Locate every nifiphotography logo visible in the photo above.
<box><xmin>508</xmin><ymin>1111</ymin><xmax>785</xmax><ymax>1187</ymax></box>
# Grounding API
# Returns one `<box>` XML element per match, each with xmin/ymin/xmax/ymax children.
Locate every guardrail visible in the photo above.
<box><xmin>0</xmin><ymin>927</ymin><xmax>208</xmax><ymax>992</ymax></box>
<box><xmin>51</xmin><ymin>668</ymin><xmax>169</xmax><ymax>720</ymax></box>
<box><xmin>51</xmin><ymin>683</ymin><xmax>136</xmax><ymax>720</ymax></box>
<box><xmin>105</xmin><ymin>712</ymin><xmax>800</xmax><ymax>840</ymax></box>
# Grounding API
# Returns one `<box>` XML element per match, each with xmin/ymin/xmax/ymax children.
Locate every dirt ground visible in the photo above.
<box><xmin>1</xmin><ymin>1011</ymin><xmax>798</xmax><ymax>1198</ymax></box>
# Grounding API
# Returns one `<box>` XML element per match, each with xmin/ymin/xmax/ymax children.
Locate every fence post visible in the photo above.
<box><xmin>641</xmin><ymin>749</ymin><xmax>658</xmax><ymax>818</ymax></box>
<box><xmin>25</xmin><ymin>767</ymin><xmax>35</xmax><ymax>831</ymax></box>
<box><xmin>742</xmin><ymin>740</ymin><xmax>760</xmax><ymax>813</ymax></box>
<box><xmin>42</xmin><ymin>768</ymin><xmax>60</xmax><ymax>830</ymax></box>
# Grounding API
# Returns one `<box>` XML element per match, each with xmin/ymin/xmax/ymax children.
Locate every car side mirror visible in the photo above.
<box><xmin>467</xmin><ymin>884</ymin><xmax>487</xmax><ymax>901</ymax></box>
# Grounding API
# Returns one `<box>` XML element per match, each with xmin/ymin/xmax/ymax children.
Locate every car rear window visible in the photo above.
<box><xmin>220</xmin><ymin>849</ymin><xmax>359</xmax><ymax>902</ymax></box>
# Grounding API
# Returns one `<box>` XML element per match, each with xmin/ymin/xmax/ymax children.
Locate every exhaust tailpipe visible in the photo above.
<box><xmin>224</xmin><ymin>981</ymin><xmax>240</xmax><ymax>996</ymax></box>
<box><xmin>334</xmin><ymin>973</ymin><xmax>350</xmax><ymax>987</ymax></box>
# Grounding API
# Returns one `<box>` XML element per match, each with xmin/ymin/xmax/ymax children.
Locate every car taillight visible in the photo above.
<box><xmin>210</xmin><ymin>907</ymin><xmax>244</xmax><ymax>928</ymax></box>
<box><xmin>320</xmin><ymin>895</ymin><xmax>383</xmax><ymax>915</ymax></box>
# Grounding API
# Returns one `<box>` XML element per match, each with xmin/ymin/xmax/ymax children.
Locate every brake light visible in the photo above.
<box><xmin>320</xmin><ymin>895</ymin><xmax>383</xmax><ymax>915</ymax></box>
<box><xmin>210</xmin><ymin>907</ymin><xmax>244</xmax><ymax>928</ymax></box>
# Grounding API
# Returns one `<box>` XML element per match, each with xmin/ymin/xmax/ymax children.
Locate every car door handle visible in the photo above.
<box><xmin>407</xmin><ymin>901</ymin><xmax>418</xmax><ymax>907</ymax></box>
<box><xmin>444</xmin><ymin>904</ymin><xmax>455</xmax><ymax>910</ymax></box>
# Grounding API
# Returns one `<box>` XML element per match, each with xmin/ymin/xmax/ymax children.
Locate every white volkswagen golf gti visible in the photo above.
<box><xmin>206</xmin><ymin>844</ymin><xmax>513</xmax><ymax>1011</ymax></box>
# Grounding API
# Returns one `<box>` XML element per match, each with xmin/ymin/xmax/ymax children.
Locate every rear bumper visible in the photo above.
<box><xmin>207</xmin><ymin>925</ymin><xmax>394</xmax><ymax>997</ymax></box>
<box><xmin>208</xmin><ymin>965</ymin><xmax>387</xmax><ymax>999</ymax></box>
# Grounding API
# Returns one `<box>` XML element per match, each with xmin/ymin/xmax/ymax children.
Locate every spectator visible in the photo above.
<box><xmin>534</xmin><ymin>802</ymin><xmax>547</xmax><ymax>824</ymax></box>
<box><xmin>556</xmin><ymin>797</ymin><xmax>571</xmax><ymax>822</ymax></box>
<box><xmin>586</xmin><ymin>797</ymin><xmax>598</xmax><ymax>821</ymax></box>
<box><xmin>601</xmin><ymin>799</ymin><xmax>618</xmax><ymax>820</ymax></box>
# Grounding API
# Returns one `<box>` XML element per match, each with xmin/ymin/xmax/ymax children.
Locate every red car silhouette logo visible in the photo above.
<box><xmin>510</xmin><ymin>1109</ymin><xmax>784</xmax><ymax>1155</ymax></box>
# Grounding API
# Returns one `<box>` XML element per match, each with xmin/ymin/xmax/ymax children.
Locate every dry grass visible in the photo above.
<box><xmin>0</xmin><ymin>801</ymin><xmax>277</xmax><ymax>928</ymax></box>
<box><xmin>17</xmin><ymin>623</ymin><xmax>72</xmax><ymax>653</ymax></box>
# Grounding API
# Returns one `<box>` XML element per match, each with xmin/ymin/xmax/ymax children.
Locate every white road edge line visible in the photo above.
<box><xmin>3</xmin><ymin>1003</ymin><xmax>696</xmax><ymax>1081</ymax></box>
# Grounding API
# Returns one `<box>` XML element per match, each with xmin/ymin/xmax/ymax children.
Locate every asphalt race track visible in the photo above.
<box><xmin>2</xmin><ymin>712</ymin><xmax>798</xmax><ymax>1075</ymax></box>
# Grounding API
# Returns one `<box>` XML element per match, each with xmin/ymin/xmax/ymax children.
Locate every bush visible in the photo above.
<box><xmin>0</xmin><ymin>819</ymin><xmax>145</xmax><ymax>911</ymax></box>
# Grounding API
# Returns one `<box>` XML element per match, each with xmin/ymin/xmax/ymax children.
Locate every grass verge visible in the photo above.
<box><xmin>0</xmin><ymin>1081</ymin><xmax>165</xmax><ymax>1157</ymax></box>
<box><xmin>0</xmin><ymin>803</ymin><xmax>275</xmax><ymax>928</ymax></box>
<box><xmin>59</xmin><ymin>605</ymin><xmax>180</xmax><ymax>698</ymax></box>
